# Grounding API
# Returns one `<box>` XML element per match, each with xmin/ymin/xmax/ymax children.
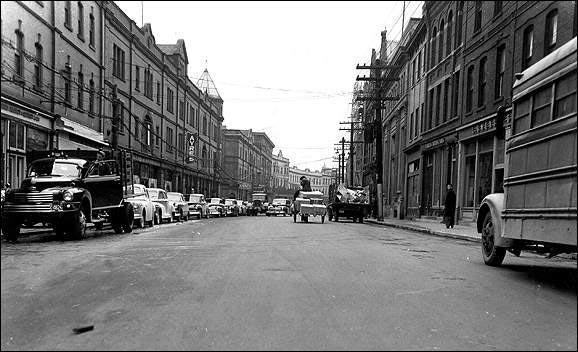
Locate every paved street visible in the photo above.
<box><xmin>1</xmin><ymin>216</ymin><xmax>576</xmax><ymax>351</ymax></box>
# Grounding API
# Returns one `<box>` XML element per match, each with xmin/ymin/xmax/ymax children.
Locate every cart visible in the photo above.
<box><xmin>291</xmin><ymin>191</ymin><xmax>327</xmax><ymax>223</ymax></box>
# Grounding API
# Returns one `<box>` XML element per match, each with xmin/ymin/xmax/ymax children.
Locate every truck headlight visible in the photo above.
<box><xmin>63</xmin><ymin>191</ymin><xmax>73</xmax><ymax>201</ymax></box>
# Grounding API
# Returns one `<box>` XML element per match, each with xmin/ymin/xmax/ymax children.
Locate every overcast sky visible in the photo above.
<box><xmin>116</xmin><ymin>1</ymin><xmax>423</xmax><ymax>172</ymax></box>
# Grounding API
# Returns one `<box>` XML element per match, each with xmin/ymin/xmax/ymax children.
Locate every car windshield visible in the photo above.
<box><xmin>148</xmin><ymin>189</ymin><xmax>159</xmax><ymax>199</ymax></box>
<box><xmin>210</xmin><ymin>198</ymin><xmax>221</xmax><ymax>204</ymax></box>
<box><xmin>189</xmin><ymin>195</ymin><xmax>202</xmax><ymax>203</ymax></box>
<box><xmin>167</xmin><ymin>193</ymin><xmax>181</xmax><ymax>201</ymax></box>
<box><xmin>27</xmin><ymin>160</ymin><xmax>82</xmax><ymax>178</ymax></box>
<box><xmin>273</xmin><ymin>199</ymin><xmax>287</xmax><ymax>205</ymax></box>
<box><xmin>252</xmin><ymin>194</ymin><xmax>266</xmax><ymax>201</ymax></box>
<box><xmin>225</xmin><ymin>199</ymin><xmax>236</xmax><ymax>206</ymax></box>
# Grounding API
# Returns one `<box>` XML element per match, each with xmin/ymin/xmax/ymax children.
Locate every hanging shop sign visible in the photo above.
<box><xmin>186</xmin><ymin>132</ymin><xmax>198</xmax><ymax>163</ymax></box>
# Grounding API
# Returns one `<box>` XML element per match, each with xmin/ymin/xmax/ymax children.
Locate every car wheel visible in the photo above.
<box><xmin>321</xmin><ymin>215</ymin><xmax>325</xmax><ymax>224</ymax></box>
<box><xmin>68</xmin><ymin>209</ymin><xmax>88</xmax><ymax>240</ymax></box>
<box><xmin>3</xmin><ymin>218</ymin><xmax>21</xmax><ymax>243</ymax></box>
<box><xmin>135</xmin><ymin>210</ymin><xmax>145</xmax><ymax>228</ymax></box>
<box><xmin>293</xmin><ymin>213</ymin><xmax>297</xmax><ymax>223</ymax></box>
<box><xmin>481</xmin><ymin>212</ymin><xmax>506</xmax><ymax>266</ymax></box>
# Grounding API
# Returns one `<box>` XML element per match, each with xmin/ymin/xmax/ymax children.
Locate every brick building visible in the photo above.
<box><xmin>1</xmin><ymin>1</ymin><xmax>224</xmax><ymax>197</ymax></box>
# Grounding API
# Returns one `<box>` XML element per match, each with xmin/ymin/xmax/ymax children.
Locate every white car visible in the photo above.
<box><xmin>147</xmin><ymin>188</ymin><xmax>175</xmax><ymax>224</ymax></box>
<box><xmin>187</xmin><ymin>194</ymin><xmax>209</xmax><ymax>219</ymax></box>
<box><xmin>208</xmin><ymin>198</ymin><xmax>225</xmax><ymax>217</ymax></box>
<box><xmin>127</xmin><ymin>184</ymin><xmax>157</xmax><ymax>227</ymax></box>
<box><xmin>167</xmin><ymin>192</ymin><xmax>189</xmax><ymax>221</ymax></box>
<box><xmin>224</xmin><ymin>199</ymin><xmax>240</xmax><ymax>217</ymax></box>
<box><xmin>237</xmin><ymin>200</ymin><xmax>247</xmax><ymax>216</ymax></box>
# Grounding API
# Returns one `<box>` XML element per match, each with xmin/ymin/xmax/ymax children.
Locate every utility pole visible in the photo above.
<box><xmin>356</xmin><ymin>59</ymin><xmax>399</xmax><ymax>221</ymax></box>
<box><xmin>341</xmin><ymin>137</ymin><xmax>346</xmax><ymax>184</ymax></box>
<box><xmin>111</xmin><ymin>84</ymin><xmax>119</xmax><ymax>151</ymax></box>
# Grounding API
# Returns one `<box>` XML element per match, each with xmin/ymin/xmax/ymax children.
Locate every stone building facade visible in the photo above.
<box><xmin>272</xmin><ymin>150</ymin><xmax>291</xmax><ymax>198</ymax></box>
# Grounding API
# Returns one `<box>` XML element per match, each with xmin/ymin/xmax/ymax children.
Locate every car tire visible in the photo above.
<box><xmin>358</xmin><ymin>217</ymin><xmax>364</xmax><ymax>224</ymax></box>
<box><xmin>293</xmin><ymin>213</ymin><xmax>297</xmax><ymax>223</ymax></box>
<box><xmin>68</xmin><ymin>209</ymin><xmax>88</xmax><ymax>240</ymax></box>
<box><xmin>179</xmin><ymin>209</ymin><xmax>184</xmax><ymax>222</ymax></box>
<box><xmin>135</xmin><ymin>210</ymin><xmax>145</xmax><ymax>228</ymax></box>
<box><xmin>3</xmin><ymin>218</ymin><xmax>21</xmax><ymax>243</ymax></box>
<box><xmin>481</xmin><ymin>212</ymin><xmax>506</xmax><ymax>266</ymax></box>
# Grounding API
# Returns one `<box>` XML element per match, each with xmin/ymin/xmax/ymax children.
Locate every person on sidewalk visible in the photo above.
<box><xmin>443</xmin><ymin>183</ymin><xmax>456</xmax><ymax>229</ymax></box>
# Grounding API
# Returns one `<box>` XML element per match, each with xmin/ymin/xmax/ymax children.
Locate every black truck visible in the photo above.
<box><xmin>1</xmin><ymin>149</ymin><xmax>135</xmax><ymax>242</ymax></box>
<box><xmin>326</xmin><ymin>185</ymin><xmax>370</xmax><ymax>223</ymax></box>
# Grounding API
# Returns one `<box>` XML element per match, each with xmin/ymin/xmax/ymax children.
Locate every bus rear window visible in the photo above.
<box><xmin>513</xmin><ymin>97</ymin><xmax>531</xmax><ymax>134</ymax></box>
<box><xmin>554</xmin><ymin>71</ymin><xmax>577</xmax><ymax>119</ymax></box>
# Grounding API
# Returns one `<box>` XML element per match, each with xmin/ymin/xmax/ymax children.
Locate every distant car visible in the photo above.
<box><xmin>127</xmin><ymin>184</ymin><xmax>157</xmax><ymax>228</ymax></box>
<box><xmin>266</xmin><ymin>198</ymin><xmax>291</xmax><ymax>217</ymax></box>
<box><xmin>147</xmin><ymin>188</ymin><xmax>175</xmax><ymax>224</ymax></box>
<box><xmin>167</xmin><ymin>192</ymin><xmax>189</xmax><ymax>221</ymax></box>
<box><xmin>224</xmin><ymin>199</ymin><xmax>240</xmax><ymax>217</ymax></box>
<box><xmin>237</xmin><ymin>200</ymin><xmax>247</xmax><ymax>216</ymax></box>
<box><xmin>208</xmin><ymin>197</ymin><xmax>225</xmax><ymax>218</ymax></box>
<box><xmin>186</xmin><ymin>193</ymin><xmax>209</xmax><ymax>219</ymax></box>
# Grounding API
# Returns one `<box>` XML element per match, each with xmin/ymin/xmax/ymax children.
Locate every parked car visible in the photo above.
<box><xmin>237</xmin><ymin>200</ymin><xmax>247</xmax><ymax>216</ymax></box>
<box><xmin>224</xmin><ymin>199</ymin><xmax>240</xmax><ymax>217</ymax></box>
<box><xmin>147</xmin><ymin>188</ymin><xmax>175</xmax><ymax>224</ymax></box>
<box><xmin>167</xmin><ymin>192</ymin><xmax>189</xmax><ymax>221</ymax></box>
<box><xmin>266</xmin><ymin>198</ymin><xmax>291</xmax><ymax>216</ymax></box>
<box><xmin>186</xmin><ymin>193</ymin><xmax>209</xmax><ymax>219</ymax></box>
<box><xmin>208</xmin><ymin>198</ymin><xmax>225</xmax><ymax>217</ymax></box>
<box><xmin>127</xmin><ymin>184</ymin><xmax>157</xmax><ymax>228</ymax></box>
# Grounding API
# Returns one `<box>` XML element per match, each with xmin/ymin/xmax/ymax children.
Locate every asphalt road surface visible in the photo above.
<box><xmin>1</xmin><ymin>216</ymin><xmax>576</xmax><ymax>350</ymax></box>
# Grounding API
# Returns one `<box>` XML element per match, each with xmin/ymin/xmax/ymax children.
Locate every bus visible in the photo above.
<box><xmin>477</xmin><ymin>37</ymin><xmax>577</xmax><ymax>266</ymax></box>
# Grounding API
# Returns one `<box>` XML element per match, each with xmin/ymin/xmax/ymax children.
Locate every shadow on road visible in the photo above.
<box><xmin>500</xmin><ymin>264</ymin><xmax>577</xmax><ymax>295</ymax></box>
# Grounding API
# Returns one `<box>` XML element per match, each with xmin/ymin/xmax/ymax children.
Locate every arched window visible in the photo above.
<box><xmin>478</xmin><ymin>57</ymin><xmax>487</xmax><ymax>107</ymax></box>
<box><xmin>447</xmin><ymin>12</ymin><xmax>453</xmax><ymax>54</ymax></box>
<box><xmin>201</xmin><ymin>146</ymin><xmax>207</xmax><ymax>168</ymax></box>
<box><xmin>544</xmin><ymin>9</ymin><xmax>558</xmax><ymax>55</ymax></box>
<box><xmin>431</xmin><ymin>26</ymin><xmax>437</xmax><ymax>67</ymax></box>
<box><xmin>439</xmin><ymin>20</ymin><xmax>445</xmax><ymax>61</ymax></box>
<box><xmin>456</xmin><ymin>2</ymin><xmax>463</xmax><ymax>46</ymax></box>
<box><xmin>143</xmin><ymin>115</ymin><xmax>152</xmax><ymax>146</ymax></box>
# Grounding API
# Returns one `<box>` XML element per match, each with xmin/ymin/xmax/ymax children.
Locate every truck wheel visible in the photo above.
<box><xmin>358</xmin><ymin>216</ymin><xmax>364</xmax><ymax>224</ymax></box>
<box><xmin>122</xmin><ymin>203</ymin><xmax>134</xmax><ymax>233</ymax></box>
<box><xmin>321</xmin><ymin>215</ymin><xmax>325</xmax><ymax>224</ymax></box>
<box><xmin>334</xmin><ymin>215</ymin><xmax>339</xmax><ymax>222</ymax></box>
<box><xmin>68</xmin><ymin>209</ymin><xmax>88</xmax><ymax>240</ymax></box>
<box><xmin>3</xmin><ymin>219</ymin><xmax>21</xmax><ymax>242</ymax></box>
<box><xmin>481</xmin><ymin>212</ymin><xmax>506</xmax><ymax>266</ymax></box>
<box><xmin>135</xmin><ymin>210</ymin><xmax>145</xmax><ymax>228</ymax></box>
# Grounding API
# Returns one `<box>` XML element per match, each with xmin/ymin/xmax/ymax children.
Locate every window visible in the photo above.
<box><xmin>88</xmin><ymin>74</ymin><xmax>95</xmax><ymax>114</ymax></box>
<box><xmin>34</xmin><ymin>41</ymin><xmax>43</xmax><ymax>90</ymax></box>
<box><xmin>446</xmin><ymin>12</ymin><xmax>453</xmax><ymax>54</ymax></box>
<box><xmin>179</xmin><ymin>101</ymin><xmax>185</xmax><ymax>120</ymax></box>
<box><xmin>456</xmin><ymin>2</ymin><xmax>463</xmax><ymax>45</ymax></box>
<box><xmin>495</xmin><ymin>45</ymin><xmax>506</xmax><ymax>99</ymax></box>
<box><xmin>439</xmin><ymin>20</ymin><xmax>444</xmax><ymax>61</ymax></box>
<box><xmin>494</xmin><ymin>1</ymin><xmax>502</xmax><ymax>16</ymax></box>
<box><xmin>77</xmin><ymin>67</ymin><xmax>84</xmax><ymax>110</ymax></box>
<box><xmin>466</xmin><ymin>65</ymin><xmax>474</xmax><ymax>112</ymax></box>
<box><xmin>545</xmin><ymin>10</ymin><xmax>558</xmax><ymax>55</ymax></box>
<box><xmin>203</xmin><ymin>114</ymin><xmax>207</xmax><ymax>135</ymax></box>
<box><xmin>531</xmin><ymin>85</ymin><xmax>552</xmax><ymax>128</ymax></box>
<box><xmin>167</xmin><ymin>88</ymin><xmax>174</xmax><ymax>113</ymax></box>
<box><xmin>14</xmin><ymin>27</ymin><xmax>24</xmax><ymax>78</ymax></box>
<box><xmin>89</xmin><ymin>11</ymin><xmax>95</xmax><ymax>47</ymax></box>
<box><xmin>554</xmin><ymin>71</ymin><xmax>577</xmax><ymax>119</ymax></box>
<box><xmin>145</xmin><ymin>119</ymin><xmax>152</xmax><ymax>146</ymax></box>
<box><xmin>112</xmin><ymin>44</ymin><xmax>125</xmax><ymax>80</ymax></box>
<box><xmin>474</xmin><ymin>1</ymin><xmax>482</xmax><ymax>32</ymax></box>
<box><xmin>443</xmin><ymin>79</ymin><xmax>449</xmax><ymax>122</ymax></box>
<box><xmin>166</xmin><ymin>127</ymin><xmax>173</xmax><ymax>152</ymax></box>
<box><xmin>452</xmin><ymin>70</ymin><xmax>460</xmax><ymax>117</ymax></box>
<box><xmin>64</xmin><ymin>55</ymin><xmax>72</xmax><ymax>104</ymax></box>
<box><xmin>417</xmin><ymin>50</ymin><xmax>421</xmax><ymax>77</ymax></box>
<box><xmin>189</xmin><ymin>105</ymin><xmax>194</xmax><ymax>126</ymax></box>
<box><xmin>144</xmin><ymin>67</ymin><xmax>153</xmax><ymax>99</ymax></box>
<box><xmin>436</xmin><ymin>86</ymin><xmax>442</xmax><ymax>125</ymax></box>
<box><xmin>135</xmin><ymin>66</ymin><xmax>140</xmax><ymax>91</ymax></box>
<box><xmin>64</xmin><ymin>1</ymin><xmax>71</xmax><ymax>28</ymax></box>
<box><xmin>77</xmin><ymin>2</ymin><xmax>84</xmax><ymax>39</ymax></box>
<box><xmin>8</xmin><ymin>121</ymin><xmax>25</xmax><ymax>150</ymax></box>
<box><xmin>522</xmin><ymin>25</ymin><xmax>534</xmax><ymax>70</ymax></box>
<box><xmin>178</xmin><ymin>133</ymin><xmax>184</xmax><ymax>154</ymax></box>
<box><xmin>155</xmin><ymin>126</ymin><xmax>160</xmax><ymax>146</ymax></box>
<box><xmin>430</xmin><ymin>27</ymin><xmax>437</xmax><ymax>67</ymax></box>
<box><xmin>411</xmin><ymin>60</ymin><xmax>416</xmax><ymax>85</ymax></box>
<box><xmin>134</xmin><ymin>117</ymin><xmax>139</xmax><ymax>141</ymax></box>
<box><xmin>428</xmin><ymin>89</ymin><xmax>434</xmax><ymax>130</ymax></box>
<box><xmin>478</xmin><ymin>57</ymin><xmax>487</xmax><ymax>107</ymax></box>
<box><xmin>156</xmin><ymin>81</ymin><xmax>161</xmax><ymax>104</ymax></box>
<box><xmin>513</xmin><ymin>96</ymin><xmax>531</xmax><ymax>135</ymax></box>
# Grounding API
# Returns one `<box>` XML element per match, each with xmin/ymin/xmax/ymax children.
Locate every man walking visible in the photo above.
<box><xmin>444</xmin><ymin>183</ymin><xmax>456</xmax><ymax>229</ymax></box>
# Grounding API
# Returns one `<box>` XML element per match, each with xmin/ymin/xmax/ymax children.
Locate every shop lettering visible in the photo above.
<box><xmin>5</xmin><ymin>105</ymin><xmax>41</xmax><ymax>122</ymax></box>
<box><xmin>472</xmin><ymin>119</ymin><xmax>496</xmax><ymax>135</ymax></box>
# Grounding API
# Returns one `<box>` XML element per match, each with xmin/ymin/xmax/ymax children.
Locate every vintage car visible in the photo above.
<box><xmin>127</xmin><ymin>184</ymin><xmax>157</xmax><ymax>228</ymax></box>
<box><xmin>1</xmin><ymin>149</ymin><xmax>134</xmax><ymax>241</ymax></box>
<box><xmin>186</xmin><ymin>193</ymin><xmax>209</xmax><ymax>219</ymax></box>
<box><xmin>208</xmin><ymin>197</ymin><xmax>225</xmax><ymax>217</ymax></box>
<box><xmin>167</xmin><ymin>192</ymin><xmax>189</xmax><ymax>221</ymax></box>
<box><xmin>266</xmin><ymin>198</ymin><xmax>291</xmax><ymax>216</ymax></box>
<box><xmin>237</xmin><ymin>200</ymin><xmax>247</xmax><ymax>216</ymax></box>
<box><xmin>224</xmin><ymin>199</ymin><xmax>240</xmax><ymax>217</ymax></box>
<box><xmin>147</xmin><ymin>188</ymin><xmax>175</xmax><ymax>224</ymax></box>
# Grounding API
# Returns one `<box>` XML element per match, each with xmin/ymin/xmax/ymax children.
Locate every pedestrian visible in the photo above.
<box><xmin>443</xmin><ymin>183</ymin><xmax>456</xmax><ymax>229</ymax></box>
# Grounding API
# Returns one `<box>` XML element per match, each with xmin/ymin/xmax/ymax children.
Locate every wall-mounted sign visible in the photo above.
<box><xmin>472</xmin><ymin>118</ymin><xmax>496</xmax><ymax>136</ymax></box>
<box><xmin>187</xmin><ymin>132</ymin><xmax>197</xmax><ymax>163</ymax></box>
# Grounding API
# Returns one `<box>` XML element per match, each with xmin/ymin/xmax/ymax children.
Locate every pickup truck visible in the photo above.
<box><xmin>1</xmin><ymin>149</ymin><xmax>135</xmax><ymax>241</ymax></box>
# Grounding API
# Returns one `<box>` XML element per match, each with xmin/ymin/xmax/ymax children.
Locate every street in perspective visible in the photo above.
<box><xmin>1</xmin><ymin>1</ymin><xmax>577</xmax><ymax>351</ymax></box>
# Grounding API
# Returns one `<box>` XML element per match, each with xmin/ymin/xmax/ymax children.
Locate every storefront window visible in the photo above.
<box><xmin>465</xmin><ymin>155</ymin><xmax>476</xmax><ymax>207</ymax></box>
<box><xmin>26</xmin><ymin>127</ymin><xmax>49</xmax><ymax>152</ymax></box>
<box><xmin>477</xmin><ymin>151</ymin><xmax>493</xmax><ymax>204</ymax></box>
<box><xmin>9</xmin><ymin>121</ymin><xmax>25</xmax><ymax>150</ymax></box>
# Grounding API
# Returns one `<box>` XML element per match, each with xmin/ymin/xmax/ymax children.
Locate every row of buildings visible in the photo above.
<box><xmin>1</xmin><ymin>1</ymin><xmax>335</xmax><ymax>201</ymax></box>
<box><xmin>349</xmin><ymin>0</ymin><xmax>577</xmax><ymax>222</ymax></box>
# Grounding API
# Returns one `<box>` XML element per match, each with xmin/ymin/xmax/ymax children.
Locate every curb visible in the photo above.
<box><xmin>365</xmin><ymin>219</ymin><xmax>481</xmax><ymax>243</ymax></box>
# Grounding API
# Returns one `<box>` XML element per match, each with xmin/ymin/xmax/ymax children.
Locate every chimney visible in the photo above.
<box><xmin>380</xmin><ymin>28</ymin><xmax>388</xmax><ymax>62</ymax></box>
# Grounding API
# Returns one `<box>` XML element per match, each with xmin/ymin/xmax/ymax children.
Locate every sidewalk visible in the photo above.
<box><xmin>365</xmin><ymin>216</ymin><xmax>481</xmax><ymax>243</ymax></box>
